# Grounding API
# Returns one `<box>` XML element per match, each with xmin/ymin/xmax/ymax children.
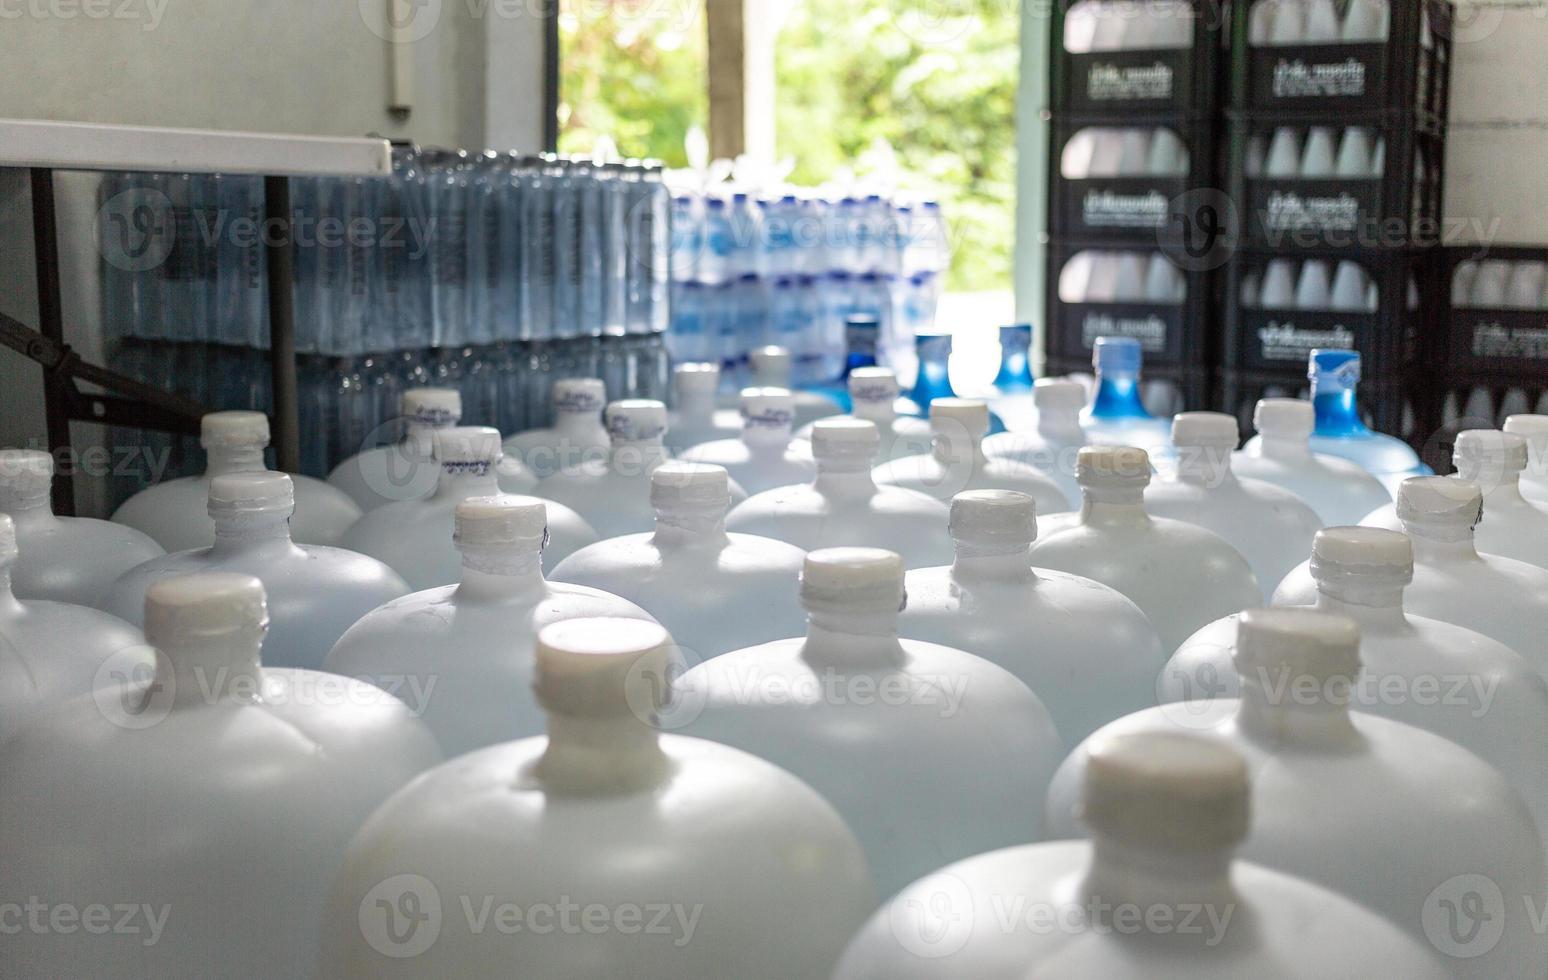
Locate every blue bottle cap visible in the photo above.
<box><xmin>1310</xmin><ymin>349</ymin><xmax>1361</xmax><ymax>388</ymax></box>
<box><xmin>1093</xmin><ymin>336</ymin><xmax>1143</xmax><ymax>375</ymax></box>
<box><xmin>1000</xmin><ymin>323</ymin><xmax>1033</xmax><ymax>345</ymax></box>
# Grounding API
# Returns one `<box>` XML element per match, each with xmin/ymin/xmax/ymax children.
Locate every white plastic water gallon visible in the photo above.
<box><xmin>982</xmin><ymin>378</ymin><xmax>1089</xmax><ymax>505</ymax></box>
<box><xmin>102</xmin><ymin>472</ymin><xmax>409</xmax><ymax>671</ymax></box>
<box><xmin>681</xmin><ymin>388</ymin><xmax>818</xmax><ymax>494</ymax></box>
<box><xmin>1047</xmin><ymin>609</ymin><xmax>1548</xmax><ymax>979</ymax></box>
<box><xmin>325</xmin><ymin>496</ymin><xmax>654</xmax><ymax>757</ymax></box>
<box><xmin>726</xmin><ymin>419</ymin><xmax>953</xmax><ymax>569</ymax></box>
<box><xmin>1364</xmin><ymin>430</ymin><xmax>1548</xmax><ymax>571</ymax></box>
<box><xmin>795</xmin><ymin>367</ymin><xmax>933</xmax><ymax>462</ymax></box>
<box><xmin>833</xmin><ymin>730</ymin><xmax>1453</xmax><ymax>980</ymax></box>
<box><xmin>111</xmin><ymin>410</ymin><xmax>362</xmax><ymax>550</ymax></box>
<box><xmin>672</xmin><ymin>548</ymin><xmax>1063</xmax><ymax>898</ymax></box>
<box><xmin>1028</xmin><ymin>446</ymin><xmax>1261</xmax><ymax>651</ymax></box>
<box><xmin>873</xmin><ymin>398</ymin><xmax>1072</xmax><ymax>515</ymax></box>
<box><xmin>665</xmin><ymin>362</ymin><xmax>740</xmax><ymax>453</ymax></box>
<box><xmin>327</xmin><ymin>387</ymin><xmax>537</xmax><ymax>511</ymax></box>
<box><xmin>1278</xmin><ymin>477</ymin><xmax>1548</xmax><ymax>677</ymax></box>
<box><xmin>0</xmin><ymin>572</ymin><xmax>440</xmax><ymax>980</ymax></box>
<box><xmin>1232</xmin><ymin>398</ymin><xmax>1391</xmax><ymax>526</ymax></box>
<box><xmin>504</xmin><ymin>377</ymin><xmax>613</xmax><ymax>479</ymax></box>
<box><xmin>0</xmin><ymin>512</ymin><xmax>151</xmax><ymax>740</ymax></box>
<box><xmin>0</xmin><ymin>449</ymin><xmax>162</xmax><ymax>606</ymax></box>
<box><xmin>1163</xmin><ymin>526</ymin><xmax>1548</xmax><ymax>850</ymax></box>
<box><xmin>1145</xmin><ymin>412</ymin><xmax>1323</xmax><ymax>600</ymax></box>
<box><xmin>550</xmin><ymin>462</ymin><xmax>806</xmax><ymax>662</ymax></box>
<box><xmin>341</xmin><ymin>427</ymin><xmax>598</xmax><ymax>588</ymax></box>
<box><xmin>746</xmin><ymin>345</ymin><xmax>842</xmax><ymax>428</ymax></box>
<box><xmin>1505</xmin><ymin>414</ymin><xmax>1548</xmax><ymax>505</ymax></box>
<box><xmin>539</xmin><ymin>400</ymin><xmax>748</xmax><ymax>539</ymax></box>
<box><xmin>896</xmin><ymin>490</ymin><xmax>1163</xmax><ymax>745</ymax></box>
<box><xmin>318</xmin><ymin>617</ymin><xmax>876</xmax><ymax>979</ymax></box>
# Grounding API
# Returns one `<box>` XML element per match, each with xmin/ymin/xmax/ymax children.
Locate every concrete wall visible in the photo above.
<box><xmin>1446</xmin><ymin>0</ymin><xmax>1548</xmax><ymax>245</ymax></box>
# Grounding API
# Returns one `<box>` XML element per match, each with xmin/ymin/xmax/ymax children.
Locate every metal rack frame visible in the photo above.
<box><xmin>0</xmin><ymin>119</ymin><xmax>393</xmax><ymax>515</ymax></box>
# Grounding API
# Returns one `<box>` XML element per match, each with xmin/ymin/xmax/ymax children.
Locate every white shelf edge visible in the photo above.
<box><xmin>0</xmin><ymin>118</ymin><xmax>393</xmax><ymax>177</ymax></box>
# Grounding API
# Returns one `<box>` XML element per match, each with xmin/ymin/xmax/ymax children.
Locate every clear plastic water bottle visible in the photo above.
<box><xmin>729</xmin><ymin>191</ymin><xmax>764</xmax><ymax>279</ymax></box>
<box><xmin>700</xmin><ymin>196</ymin><xmax>734</xmax><ymax>285</ymax></box>
<box><xmin>599</xmin><ymin>161</ymin><xmax>628</xmax><ymax>335</ymax></box>
<box><xmin>637</xmin><ymin>161</ymin><xmax>672</xmax><ymax>335</ymax></box>
<box><xmin>520</xmin><ymin>154</ymin><xmax>558</xmax><ymax>341</ymax></box>
<box><xmin>1082</xmin><ymin>336</ymin><xmax>1174</xmax><ymax>459</ymax></box>
<box><xmin>670</xmin><ymin>192</ymin><xmax>703</xmax><ymax>282</ymax></box>
<box><xmin>216</xmin><ymin>173</ymin><xmax>268</xmax><ymax>348</ymax></box>
<box><xmin>472</xmin><ymin>151</ymin><xmax>520</xmax><ymax>345</ymax></box>
<box><xmin>381</xmin><ymin>143</ymin><xmax>434</xmax><ymax>351</ymax></box>
<box><xmin>424</xmin><ymin>149</ymin><xmax>476</xmax><ymax>349</ymax></box>
<box><xmin>668</xmin><ymin>279</ymin><xmax>710</xmax><ymax>362</ymax></box>
<box><xmin>765</xmin><ymin>193</ymin><xmax>801</xmax><ymax>277</ymax></box>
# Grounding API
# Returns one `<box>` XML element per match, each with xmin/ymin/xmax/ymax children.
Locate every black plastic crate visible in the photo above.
<box><xmin>1046</xmin><ymin>242</ymin><xmax>1215</xmax><ymax>372</ymax></box>
<box><xmin>1437</xmin><ymin>245</ymin><xmax>1548</xmax><ymax>379</ymax></box>
<box><xmin>1226</xmin><ymin>115</ymin><xmax>1445</xmax><ymax>249</ymax></box>
<box><xmin>1048</xmin><ymin>113</ymin><xmax>1220</xmax><ymax>243</ymax></box>
<box><xmin>1221</xmin><ymin>247</ymin><xmax>1432</xmax><ymax>377</ymax></box>
<box><xmin>1216</xmin><ymin>366</ymin><xmax>1427</xmax><ymax>445</ymax></box>
<box><xmin>1229</xmin><ymin>0</ymin><xmax>1453</xmax><ymax>123</ymax></box>
<box><xmin>1050</xmin><ymin>0</ymin><xmax>1228</xmax><ymax>116</ymax></box>
<box><xmin>1422</xmin><ymin>375</ymin><xmax>1548</xmax><ymax>472</ymax></box>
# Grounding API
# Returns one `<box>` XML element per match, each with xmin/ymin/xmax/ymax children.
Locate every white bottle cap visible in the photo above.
<box><xmin>144</xmin><ymin>572</ymin><xmax>269</xmax><ymax>649</ymax></box>
<box><xmin>1033</xmin><ymin>380</ymin><xmax>1087</xmax><ymax>412</ymax></box>
<box><xmin>1254</xmin><ymin>398</ymin><xmax>1315</xmax><ymax>437</ymax></box>
<box><xmin>674</xmin><ymin>362</ymin><xmax>720</xmax><ymax>394</ymax></box>
<box><xmin>740</xmin><ymin>388</ymin><xmax>797</xmax><ymax>430</ymax></box>
<box><xmin>402</xmin><ymin>388</ymin><xmax>462</xmax><ymax>426</ymax></box>
<box><xmin>0</xmin><ymin>513</ymin><xmax>16</xmax><ymax>565</ymax></box>
<box><xmin>1234</xmin><ymin>607</ymin><xmax>1361</xmax><ymax>685</ymax></box>
<box><xmin>1171</xmin><ymin>412</ymin><xmax>1239</xmax><ymax>450</ymax></box>
<box><xmin>534</xmin><ymin>617</ymin><xmax>673</xmax><ymax>718</ymax></box>
<box><xmin>800</xmin><ymin>547</ymin><xmax>906</xmax><ymax>615</ymax></box>
<box><xmin>433</xmin><ymin>427</ymin><xmax>503</xmax><ymax>469</ymax></box>
<box><xmin>651</xmin><ymin>462</ymin><xmax>731</xmax><ymax>512</ymax></box>
<box><xmin>1081</xmin><ymin>732</ymin><xmax>1250</xmax><ymax>852</ymax></box>
<box><xmin>1396</xmin><ymin>476</ymin><xmax>1484</xmax><ymax>530</ymax></box>
<box><xmin>606</xmin><ymin>400</ymin><xmax>669</xmax><ymax>441</ymax></box>
<box><xmin>749</xmin><ymin>347</ymin><xmax>793</xmax><ymax>384</ymax></box>
<box><xmin>1077</xmin><ymin>445</ymin><xmax>1151</xmax><ymax>491</ymax></box>
<box><xmin>1309</xmin><ymin>526</ymin><xmax>1413</xmax><ymax>590</ymax></box>
<box><xmin>848</xmin><ymin>367</ymin><xmax>899</xmax><ymax>404</ymax></box>
<box><xmin>454</xmin><ymin>495</ymin><xmax>549</xmax><ymax>549</ymax></box>
<box><xmin>811</xmin><ymin>418</ymin><xmax>881</xmax><ymax>462</ymax></box>
<box><xmin>0</xmin><ymin>449</ymin><xmax>54</xmax><ymax>505</ymax></box>
<box><xmin>208</xmin><ymin>471</ymin><xmax>296</xmax><ymax>521</ymax></box>
<box><xmin>552</xmin><ymin>378</ymin><xmax>607</xmax><ymax>415</ymax></box>
<box><xmin>1505</xmin><ymin>415</ymin><xmax>1548</xmax><ymax>439</ymax></box>
<box><xmin>201</xmin><ymin>411</ymin><xmax>270</xmax><ymax>449</ymax></box>
<box><xmin>1454</xmin><ymin>429</ymin><xmax>1529</xmax><ymax>473</ymax></box>
<box><xmin>949</xmin><ymin>490</ymin><xmax>1037</xmax><ymax>547</ymax></box>
<box><xmin>929</xmin><ymin>398</ymin><xmax>990</xmax><ymax>437</ymax></box>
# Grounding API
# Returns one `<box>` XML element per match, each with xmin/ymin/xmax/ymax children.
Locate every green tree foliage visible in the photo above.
<box><xmin>559</xmin><ymin>0</ymin><xmax>1021</xmax><ymax>292</ymax></box>
<box><xmin>557</xmin><ymin>1</ymin><xmax>708</xmax><ymax>167</ymax></box>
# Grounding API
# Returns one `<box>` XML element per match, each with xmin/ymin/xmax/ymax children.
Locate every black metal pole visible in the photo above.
<box><xmin>263</xmin><ymin>175</ymin><xmax>300</xmax><ymax>474</ymax></box>
<box><xmin>30</xmin><ymin>167</ymin><xmax>74</xmax><ymax>516</ymax></box>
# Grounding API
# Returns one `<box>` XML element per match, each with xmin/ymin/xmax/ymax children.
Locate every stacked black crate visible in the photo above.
<box><xmin>1218</xmin><ymin>0</ymin><xmax>1453</xmax><ymax>442</ymax></box>
<box><xmin>1045</xmin><ymin>0</ymin><xmax>1228</xmax><ymax>411</ymax></box>
<box><xmin>1424</xmin><ymin>246</ymin><xmax>1548</xmax><ymax>469</ymax></box>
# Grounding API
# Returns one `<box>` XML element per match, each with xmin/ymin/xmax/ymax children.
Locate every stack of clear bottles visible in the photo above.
<box><xmin>668</xmin><ymin>187</ymin><xmax>947</xmax><ymax>393</ymax></box>
<box><xmin>96</xmin><ymin>146</ymin><xmax>674</xmax><ymax>500</ymax></box>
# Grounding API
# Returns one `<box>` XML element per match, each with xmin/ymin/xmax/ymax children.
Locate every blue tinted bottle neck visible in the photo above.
<box><xmin>994</xmin><ymin>348</ymin><xmax>1033</xmax><ymax>392</ymax></box>
<box><xmin>911</xmin><ymin>342</ymin><xmax>955</xmax><ymax>407</ymax></box>
<box><xmin>840</xmin><ymin>348</ymin><xmax>878</xmax><ymax>381</ymax></box>
<box><xmin>1313</xmin><ymin>387</ymin><xmax>1368</xmax><ymax>437</ymax></box>
<box><xmin>1091</xmin><ymin>374</ymin><xmax>1151</xmax><ymax>420</ymax></box>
